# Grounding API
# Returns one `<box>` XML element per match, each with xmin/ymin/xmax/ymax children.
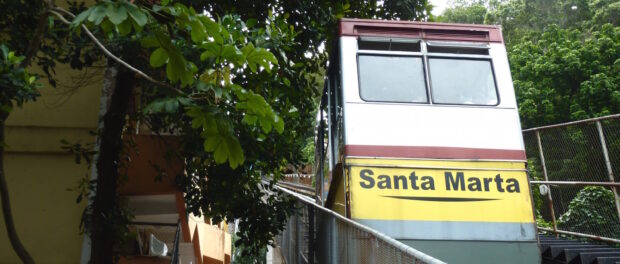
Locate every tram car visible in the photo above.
<box><xmin>313</xmin><ymin>19</ymin><xmax>540</xmax><ymax>263</ymax></box>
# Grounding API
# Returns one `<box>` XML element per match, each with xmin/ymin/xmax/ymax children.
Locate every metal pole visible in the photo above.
<box><xmin>331</xmin><ymin>216</ymin><xmax>338</xmax><ymax>264</ymax></box>
<box><xmin>529</xmin><ymin>181</ymin><xmax>620</xmax><ymax>186</ymax></box>
<box><xmin>536</xmin><ymin>130</ymin><xmax>558</xmax><ymax>233</ymax></box>
<box><xmin>295</xmin><ymin>206</ymin><xmax>300</xmax><ymax>264</ymax></box>
<box><xmin>308</xmin><ymin>205</ymin><xmax>315</xmax><ymax>264</ymax></box>
<box><xmin>596</xmin><ymin>121</ymin><xmax>620</xmax><ymax>222</ymax></box>
<box><xmin>538</xmin><ymin>227</ymin><xmax>620</xmax><ymax>244</ymax></box>
<box><xmin>523</xmin><ymin>113</ymin><xmax>620</xmax><ymax>132</ymax></box>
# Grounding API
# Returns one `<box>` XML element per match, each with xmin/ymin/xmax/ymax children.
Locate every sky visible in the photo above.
<box><xmin>429</xmin><ymin>0</ymin><xmax>450</xmax><ymax>16</ymax></box>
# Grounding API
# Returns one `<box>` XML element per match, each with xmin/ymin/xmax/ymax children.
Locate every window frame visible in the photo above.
<box><xmin>356</xmin><ymin>39</ymin><xmax>501</xmax><ymax>106</ymax></box>
<box><xmin>356</xmin><ymin>52</ymin><xmax>430</xmax><ymax>104</ymax></box>
<box><xmin>426</xmin><ymin>56</ymin><xmax>500</xmax><ymax>106</ymax></box>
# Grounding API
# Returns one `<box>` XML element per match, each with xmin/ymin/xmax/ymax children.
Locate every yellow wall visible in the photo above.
<box><xmin>0</xmin><ymin>62</ymin><xmax>103</xmax><ymax>263</ymax></box>
<box><xmin>188</xmin><ymin>214</ymin><xmax>232</xmax><ymax>264</ymax></box>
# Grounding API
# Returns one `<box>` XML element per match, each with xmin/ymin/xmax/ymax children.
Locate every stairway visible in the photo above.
<box><xmin>540</xmin><ymin>235</ymin><xmax>620</xmax><ymax>264</ymax></box>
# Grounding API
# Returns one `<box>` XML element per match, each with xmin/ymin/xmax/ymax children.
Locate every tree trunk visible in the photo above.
<box><xmin>90</xmin><ymin>69</ymin><xmax>134</xmax><ymax>263</ymax></box>
<box><xmin>0</xmin><ymin>113</ymin><xmax>35</xmax><ymax>264</ymax></box>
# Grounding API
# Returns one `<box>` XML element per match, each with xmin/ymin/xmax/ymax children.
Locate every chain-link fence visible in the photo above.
<box><xmin>523</xmin><ymin>114</ymin><xmax>620</xmax><ymax>243</ymax></box>
<box><xmin>274</xmin><ymin>185</ymin><xmax>445</xmax><ymax>264</ymax></box>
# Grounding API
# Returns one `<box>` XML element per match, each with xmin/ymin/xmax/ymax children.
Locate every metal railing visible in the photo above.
<box><xmin>170</xmin><ymin>221</ymin><xmax>181</xmax><ymax>264</ymax></box>
<box><xmin>283</xmin><ymin>173</ymin><xmax>314</xmax><ymax>186</ymax></box>
<box><xmin>523</xmin><ymin>114</ymin><xmax>620</xmax><ymax>243</ymax></box>
<box><xmin>273</xmin><ymin>184</ymin><xmax>446</xmax><ymax>264</ymax></box>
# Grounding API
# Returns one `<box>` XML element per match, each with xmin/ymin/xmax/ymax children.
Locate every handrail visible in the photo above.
<box><xmin>522</xmin><ymin>113</ymin><xmax>620</xmax><ymax>132</ymax></box>
<box><xmin>170</xmin><ymin>220</ymin><xmax>181</xmax><ymax>264</ymax></box>
<box><xmin>270</xmin><ymin>181</ymin><xmax>447</xmax><ymax>264</ymax></box>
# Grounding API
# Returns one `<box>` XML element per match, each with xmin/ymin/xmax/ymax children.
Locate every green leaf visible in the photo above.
<box><xmin>246</xmin><ymin>18</ymin><xmax>257</xmax><ymax>28</ymax></box>
<box><xmin>152</xmin><ymin>5</ymin><xmax>164</xmax><ymax>12</ymax></box>
<box><xmin>190</xmin><ymin>19</ymin><xmax>206</xmax><ymax>43</ymax></box>
<box><xmin>106</xmin><ymin>4</ymin><xmax>128</xmax><ymax>25</ymax></box>
<box><xmin>140</xmin><ymin>35</ymin><xmax>160</xmax><ymax>48</ymax></box>
<box><xmin>241</xmin><ymin>44</ymin><xmax>278</xmax><ymax>73</ymax></box>
<box><xmin>127</xmin><ymin>6</ymin><xmax>148</xmax><ymax>27</ymax></box>
<box><xmin>274</xmin><ymin>115</ymin><xmax>284</xmax><ymax>133</ymax></box>
<box><xmin>243</xmin><ymin>114</ymin><xmax>258</xmax><ymax>125</ymax></box>
<box><xmin>202</xmin><ymin>17</ymin><xmax>224</xmax><ymax>44</ymax></box>
<box><xmin>225</xmin><ymin>136</ymin><xmax>244</xmax><ymax>168</ymax></box>
<box><xmin>100</xmin><ymin>19</ymin><xmax>114</xmax><ymax>35</ymax></box>
<box><xmin>202</xmin><ymin>42</ymin><xmax>223</xmax><ymax>61</ymax></box>
<box><xmin>187</xmin><ymin>107</ymin><xmax>245</xmax><ymax>168</ymax></box>
<box><xmin>233</xmin><ymin>87</ymin><xmax>283</xmax><ymax>134</ymax></box>
<box><xmin>72</xmin><ymin>9</ymin><xmax>92</xmax><ymax>27</ymax></box>
<box><xmin>186</xmin><ymin>107</ymin><xmax>207</xmax><ymax>129</ymax></box>
<box><xmin>0</xmin><ymin>104</ymin><xmax>13</xmax><ymax>114</ymax></box>
<box><xmin>188</xmin><ymin>61</ymin><xmax>198</xmax><ymax>73</ymax></box>
<box><xmin>259</xmin><ymin>118</ymin><xmax>272</xmax><ymax>133</ymax></box>
<box><xmin>222</xmin><ymin>67</ymin><xmax>231</xmax><ymax>86</ymax></box>
<box><xmin>204</xmin><ymin>133</ymin><xmax>244</xmax><ymax>168</ymax></box>
<box><xmin>150</xmin><ymin>47</ymin><xmax>168</xmax><ymax>67</ymax></box>
<box><xmin>144</xmin><ymin>98</ymin><xmax>180</xmax><ymax>113</ymax></box>
<box><xmin>87</xmin><ymin>5</ymin><xmax>107</xmax><ymax>25</ymax></box>
<box><xmin>116</xmin><ymin>18</ymin><xmax>132</xmax><ymax>35</ymax></box>
<box><xmin>164</xmin><ymin>50</ymin><xmax>194</xmax><ymax>87</ymax></box>
<box><xmin>221</xmin><ymin>45</ymin><xmax>239</xmax><ymax>61</ymax></box>
<box><xmin>199</xmin><ymin>69</ymin><xmax>216</xmax><ymax>84</ymax></box>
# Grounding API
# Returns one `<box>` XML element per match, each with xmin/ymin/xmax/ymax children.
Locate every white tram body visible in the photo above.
<box><xmin>314</xmin><ymin>19</ymin><xmax>540</xmax><ymax>263</ymax></box>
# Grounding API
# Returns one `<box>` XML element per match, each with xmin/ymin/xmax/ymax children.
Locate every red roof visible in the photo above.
<box><xmin>339</xmin><ymin>18</ymin><xmax>503</xmax><ymax>43</ymax></box>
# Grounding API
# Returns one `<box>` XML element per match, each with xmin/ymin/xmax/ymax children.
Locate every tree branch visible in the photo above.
<box><xmin>49</xmin><ymin>7</ymin><xmax>185</xmax><ymax>95</ymax></box>
<box><xmin>20</xmin><ymin>3</ymin><xmax>51</xmax><ymax>68</ymax></box>
<box><xmin>0</xmin><ymin>115</ymin><xmax>35</xmax><ymax>264</ymax></box>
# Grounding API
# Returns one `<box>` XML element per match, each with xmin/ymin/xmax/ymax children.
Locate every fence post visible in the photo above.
<box><xmin>331</xmin><ymin>216</ymin><xmax>338</xmax><ymax>264</ymax></box>
<box><xmin>295</xmin><ymin>205</ymin><xmax>301</xmax><ymax>264</ymax></box>
<box><xmin>536</xmin><ymin>130</ymin><xmax>558</xmax><ymax>233</ymax></box>
<box><xmin>596</xmin><ymin>121</ymin><xmax>620</xmax><ymax>222</ymax></box>
<box><xmin>308</xmin><ymin>204</ymin><xmax>315</xmax><ymax>264</ymax></box>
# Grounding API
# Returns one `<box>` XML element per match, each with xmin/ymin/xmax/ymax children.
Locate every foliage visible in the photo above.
<box><xmin>1</xmin><ymin>0</ymin><xmax>432</xmax><ymax>260</ymax></box>
<box><xmin>68</xmin><ymin>2</ymin><xmax>292</xmax><ymax>256</ymax></box>
<box><xmin>0</xmin><ymin>1</ymin><xmax>98</xmax><ymax>86</ymax></box>
<box><xmin>75</xmin><ymin>0</ymin><xmax>429</xmax><ymax>256</ymax></box>
<box><xmin>231</xmin><ymin>231</ymin><xmax>267</xmax><ymax>263</ymax></box>
<box><xmin>438</xmin><ymin>1</ymin><xmax>620</xmax><ymax>128</ymax></box>
<box><xmin>0</xmin><ymin>44</ymin><xmax>39</xmax><ymax>264</ymax></box>
<box><xmin>0</xmin><ymin>45</ymin><xmax>40</xmax><ymax>116</ymax></box>
<box><xmin>440</xmin><ymin>0</ymin><xmax>620</xmax><ymax>45</ymax></box>
<box><xmin>437</xmin><ymin>0</ymin><xmax>488</xmax><ymax>24</ymax></box>
<box><xmin>509</xmin><ymin>24</ymin><xmax>620</xmax><ymax>128</ymax></box>
<box><xmin>557</xmin><ymin>186</ymin><xmax>620</xmax><ymax>237</ymax></box>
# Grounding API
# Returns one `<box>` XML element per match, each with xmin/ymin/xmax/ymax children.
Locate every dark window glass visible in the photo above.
<box><xmin>358</xmin><ymin>38</ymin><xmax>421</xmax><ymax>52</ymax></box>
<box><xmin>429</xmin><ymin>58</ymin><xmax>498</xmax><ymax>105</ymax></box>
<box><xmin>358</xmin><ymin>55</ymin><xmax>427</xmax><ymax>103</ymax></box>
<box><xmin>427</xmin><ymin>46</ymin><xmax>489</xmax><ymax>55</ymax></box>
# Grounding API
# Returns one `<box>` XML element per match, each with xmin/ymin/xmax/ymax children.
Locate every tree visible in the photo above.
<box><xmin>1</xmin><ymin>0</ymin><xmax>431</xmax><ymax>261</ymax></box>
<box><xmin>438</xmin><ymin>0</ymin><xmax>488</xmax><ymax>24</ymax></box>
<box><xmin>557</xmin><ymin>186</ymin><xmax>620</xmax><ymax>238</ymax></box>
<box><xmin>83</xmin><ymin>0</ymin><xmax>430</xmax><ymax>260</ymax></box>
<box><xmin>0</xmin><ymin>1</ymin><xmax>98</xmax><ymax>262</ymax></box>
<box><xmin>509</xmin><ymin>24</ymin><xmax>619</xmax><ymax>128</ymax></box>
<box><xmin>0</xmin><ymin>45</ymin><xmax>39</xmax><ymax>264</ymax></box>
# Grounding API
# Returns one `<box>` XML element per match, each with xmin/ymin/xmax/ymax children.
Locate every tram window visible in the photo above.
<box><xmin>429</xmin><ymin>58</ymin><xmax>498</xmax><ymax>105</ymax></box>
<box><xmin>358</xmin><ymin>37</ymin><xmax>421</xmax><ymax>52</ymax></box>
<box><xmin>427</xmin><ymin>46</ymin><xmax>489</xmax><ymax>55</ymax></box>
<box><xmin>426</xmin><ymin>41</ymin><xmax>490</xmax><ymax>55</ymax></box>
<box><xmin>358</xmin><ymin>55</ymin><xmax>427</xmax><ymax>103</ymax></box>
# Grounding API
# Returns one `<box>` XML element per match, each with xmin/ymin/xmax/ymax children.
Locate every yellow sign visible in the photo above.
<box><xmin>348</xmin><ymin>158</ymin><xmax>535</xmax><ymax>223</ymax></box>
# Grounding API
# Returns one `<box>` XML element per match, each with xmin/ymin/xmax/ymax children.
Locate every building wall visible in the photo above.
<box><xmin>0</xmin><ymin>62</ymin><xmax>103</xmax><ymax>263</ymax></box>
